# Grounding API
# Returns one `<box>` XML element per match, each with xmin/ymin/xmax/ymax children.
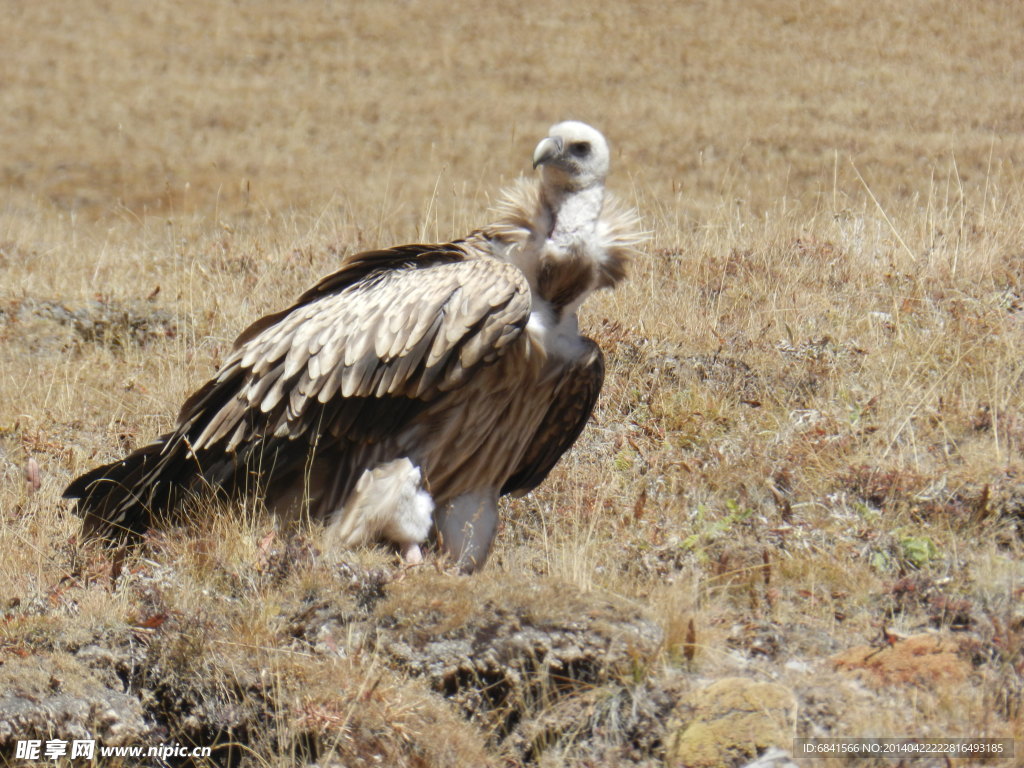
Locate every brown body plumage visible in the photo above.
<box><xmin>64</xmin><ymin>121</ymin><xmax>644</xmax><ymax>570</ymax></box>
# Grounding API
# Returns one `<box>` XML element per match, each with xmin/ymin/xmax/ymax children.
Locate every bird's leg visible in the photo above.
<box><xmin>434</xmin><ymin>491</ymin><xmax>499</xmax><ymax>573</ymax></box>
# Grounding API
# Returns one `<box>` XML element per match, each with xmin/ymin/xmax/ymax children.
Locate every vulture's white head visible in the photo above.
<box><xmin>532</xmin><ymin>121</ymin><xmax>610</xmax><ymax>192</ymax></box>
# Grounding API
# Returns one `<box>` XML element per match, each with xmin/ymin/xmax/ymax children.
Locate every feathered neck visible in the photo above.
<box><xmin>482</xmin><ymin>177</ymin><xmax>645</xmax><ymax>297</ymax></box>
<box><xmin>542</xmin><ymin>183</ymin><xmax>605</xmax><ymax>247</ymax></box>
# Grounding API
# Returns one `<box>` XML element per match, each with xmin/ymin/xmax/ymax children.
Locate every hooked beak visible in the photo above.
<box><xmin>532</xmin><ymin>136</ymin><xmax>564</xmax><ymax>169</ymax></box>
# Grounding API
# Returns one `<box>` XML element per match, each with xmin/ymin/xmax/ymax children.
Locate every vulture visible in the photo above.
<box><xmin>64</xmin><ymin>121</ymin><xmax>644</xmax><ymax>571</ymax></box>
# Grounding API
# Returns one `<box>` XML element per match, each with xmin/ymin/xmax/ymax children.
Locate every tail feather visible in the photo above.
<box><xmin>64</xmin><ymin>432</ymin><xmax>321</xmax><ymax>542</ymax></box>
<box><xmin>64</xmin><ymin>368</ymin><xmax>252</xmax><ymax>542</ymax></box>
<box><xmin>64</xmin><ymin>368</ymin><xmax>365</xmax><ymax>542</ymax></box>
<box><xmin>64</xmin><ymin>434</ymin><xmax>190</xmax><ymax>540</ymax></box>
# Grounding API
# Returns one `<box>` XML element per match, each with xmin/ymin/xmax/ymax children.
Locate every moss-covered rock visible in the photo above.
<box><xmin>666</xmin><ymin>677</ymin><xmax>796</xmax><ymax>768</ymax></box>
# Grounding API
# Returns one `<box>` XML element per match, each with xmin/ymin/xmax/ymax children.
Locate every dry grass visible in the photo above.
<box><xmin>2</xmin><ymin>0</ymin><xmax>1024</xmax><ymax>765</ymax></box>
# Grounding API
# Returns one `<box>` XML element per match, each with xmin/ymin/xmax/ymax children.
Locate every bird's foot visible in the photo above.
<box><xmin>400</xmin><ymin>542</ymin><xmax>423</xmax><ymax>566</ymax></box>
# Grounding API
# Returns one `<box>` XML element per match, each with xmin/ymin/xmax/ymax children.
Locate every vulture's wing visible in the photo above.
<box><xmin>66</xmin><ymin>244</ymin><xmax>532</xmax><ymax>539</ymax></box>
<box><xmin>501</xmin><ymin>337</ymin><xmax>604</xmax><ymax>496</ymax></box>
<box><xmin>181</xmin><ymin>244</ymin><xmax>533</xmax><ymax>454</ymax></box>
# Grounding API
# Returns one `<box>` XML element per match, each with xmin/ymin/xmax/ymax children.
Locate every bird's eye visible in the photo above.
<box><xmin>569</xmin><ymin>141</ymin><xmax>591</xmax><ymax>157</ymax></box>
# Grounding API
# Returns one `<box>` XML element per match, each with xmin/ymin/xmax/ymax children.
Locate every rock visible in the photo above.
<box><xmin>0</xmin><ymin>653</ymin><xmax>154</xmax><ymax>747</ymax></box>
<box><xmin>370</xmin><ymin>571</ymin><xmax>664</xmax><ymax>724</ymax></box>
<box><xmin>4</xmin><ymin>562</ymin><xmax>665</xmax><ymax>766</ymax></box>
<box><xmin>284</xmin><ymin>568</ymin><xmax>667</xmax><ymax>763</ymax></box>
<box><xmin>831</xmin><ymin>633</ymin><xmax>971</xmax><ymax>688</ymax></box>
<box><xmin>666</xmin><ymin>677</ymin><xmax>797</xmax><ymax>768</ymax></box>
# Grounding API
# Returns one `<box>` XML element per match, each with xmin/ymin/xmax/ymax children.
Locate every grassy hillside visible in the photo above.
<box><xmin>1</xmin><ymin>0</ymin><xmax>1022</xmax><ymax>765</ymax></box>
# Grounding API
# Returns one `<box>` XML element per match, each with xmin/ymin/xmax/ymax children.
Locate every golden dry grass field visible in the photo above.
<box><xmin>1</xmin><ymin>0</ymin><xmax>1023</xmax><ymax>766</ymax></box>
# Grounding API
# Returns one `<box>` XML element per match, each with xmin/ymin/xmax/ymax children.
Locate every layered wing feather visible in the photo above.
<box><xmin>182</xmin><ymin>245</ymin><xmax>531</xmax><ymax>454</ymax></box>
